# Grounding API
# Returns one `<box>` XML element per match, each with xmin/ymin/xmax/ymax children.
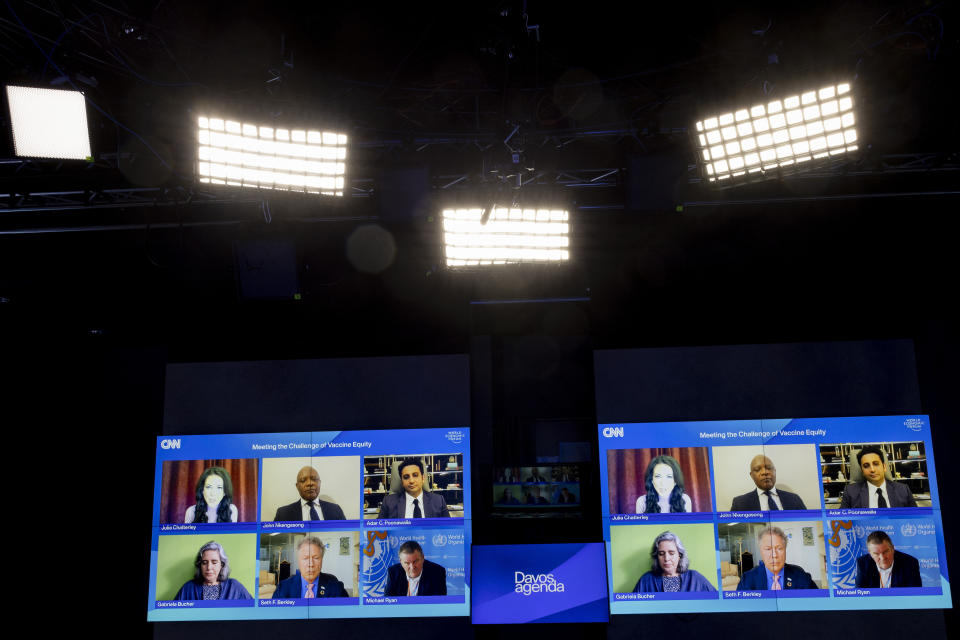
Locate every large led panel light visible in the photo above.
<box><xmin>5</xmin><ymin>86</ymin><xmax>92</xmax><ymax>160</ymax></box>
<box><xmin>694</xmin><ymin>82</ymin><xmax>857</xmax><ymax>183</ymax></box>
<box><xmin>442</xmin><ymin>207</ymin><xmax>570</xmax><ymax>267</ymax></box>
<box><xmin>197</xmin><ymin>116</ymin><xmax>347</xmax><ymax>196</ymax></box>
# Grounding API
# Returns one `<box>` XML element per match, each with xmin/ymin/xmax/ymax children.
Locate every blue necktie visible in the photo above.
<box><xmin>308</xmin><ymin>501</ymin><xmax>320</xmax><ymax>520</ymax></box>
<box><xmin>764</xmin><ymin>490</ymin><xmax>780</xmax><ymax>510</ymax></box>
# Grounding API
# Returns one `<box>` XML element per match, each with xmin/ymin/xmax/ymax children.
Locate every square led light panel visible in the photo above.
<box><xmin>6</xmin><ymin>86</ymin><xmax>92</xmax><ymax>160</ymax></box>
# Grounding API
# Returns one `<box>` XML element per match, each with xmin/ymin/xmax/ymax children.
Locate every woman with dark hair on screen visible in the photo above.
<box><xmin>184</xmin><ymin>467</ymin><xmax>238</xmax><ymax>523</ymax></box>
<box><xmin>633</xmin><ymin>531</ymin><xmax>716</xmax><ymax>593</ymax></box>
<box><xmin>635</xmin><ymin>455</ymin><xmax>692</xmax><ymax>513</ymax></box>
<box><xmin>174</xmin><ymin>540</ymin><xmax>252</xmax><ymax>600</ymax></box>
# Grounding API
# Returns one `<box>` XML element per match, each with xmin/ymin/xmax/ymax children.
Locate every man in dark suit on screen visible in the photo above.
<box><xmin>840</xmin><ymin>446</ymin><xmax>917</xmax><ymax>508</ymax></box>
<box><xmin>274</xmin><ymin>466</ymin><xmax>346</xmax><ymax>521</ymax></box>
<box><xmin>525</xmin><ymin>486</ymin><xmax>549</xmax><ymax>505</ymax></box>
<box><xmin>273</xmin><ymin>536</ymin><xmax>347</xmax><ymax>598</ymax></box>
<box><xmin>737</xmin><ymin>526</ymin><xmax>818</xmax><ymax>590</ymax></box>
<box><xmin>378</xmin><ymin>458</ymin><xmax>450</xmax><ymax>518</ymax></box>
<box><xmin>384</xmin><ymin>540</ymin><xmax>447</xmax><ymax>597</ymax></box>
<box><xmin>525</xmin><ymin>468</ymin><xmax>548</xmax><ymax>483</ymax></box>
<box><xmin>855</xmin><ymin>530</ymin><xmax>922</xmax><ymax>588</ymax></box>
<box><xmin>730</xmin><ymin>454</ymin><xmax>807</xmax><ymax>511</ymax></box>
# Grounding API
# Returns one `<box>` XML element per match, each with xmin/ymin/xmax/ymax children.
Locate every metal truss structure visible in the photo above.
<box><xmin>353</xmin><ymin>126</ymin><xmax>650</xmax><ymax>154</ymax></box>
<box><xmin>0</xmin><ymin>168</ymin><xmax>624</xmax><ymax>215</ymax></box>
<box><xmin>685</xmin><ymin>151</ymin><xmax>960</xmax><ymax>185</ymax></box>
<box><xmin>0</xmin><ymin>183</ymin><xmax>259</xmax><ymax>214</ymax></box>
<box><xmin>1</xmin><ymin>150</ymin><xmax>956</xmax><ymax>222</ymax></box>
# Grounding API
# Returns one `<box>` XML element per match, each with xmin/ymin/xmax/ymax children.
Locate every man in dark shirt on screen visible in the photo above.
<box><xmin>855</xmin><ymin>530</ymin><xmax>922</xmax><ymax>588</ymax></box>
<box><xmin>384</xmin><ymin>540</ymin><xmax>447</xmax><ymax>596</ymax></box>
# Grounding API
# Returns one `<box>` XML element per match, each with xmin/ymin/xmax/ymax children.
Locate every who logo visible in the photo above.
<box><xmin>602</xmin><ymin>427</ymin><xmax>624</xmax><ymax>438</ymax></box>
<box><xmin>159</xmin><ymin>438</ymin><xmax>182</xmax><ymax>450</ymax></box>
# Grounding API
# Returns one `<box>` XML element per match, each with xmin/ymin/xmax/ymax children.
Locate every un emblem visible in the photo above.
<box><xmin>828</xmin><ymin>521</ymin><xmax>860</xmax><ymax>590</ymax></box>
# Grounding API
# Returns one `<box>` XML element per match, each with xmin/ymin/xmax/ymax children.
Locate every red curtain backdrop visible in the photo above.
<box><xmin>607</xmin><ymin>448</ymin><xmax>712</xmax><ymax>514</ymax></box>
<box><xmin>159</xmin><ymin>459</ymin><xmax>259</xmax><ymax>523</ymax></box>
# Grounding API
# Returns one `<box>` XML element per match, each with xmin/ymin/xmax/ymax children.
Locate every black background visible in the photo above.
<box><xmin>2</xmin><ymin>0</ymin><xmax>957</xmax><ymax>637</ymax></box>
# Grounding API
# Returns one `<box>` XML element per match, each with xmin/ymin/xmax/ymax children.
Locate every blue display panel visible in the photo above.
<box><xmin>149</xmin><ymin>428</ymin><xmax>471</xmax><ymax>620</ymax></box>
<box><xmin>472</xmin><ymin>543</ymin><xmax>609</xmax><ymax>624</ymax></box>
<box><xmin>598</xmin><ymin>415</ymin><xmax>950</xmax><ymax>614</ymax></box>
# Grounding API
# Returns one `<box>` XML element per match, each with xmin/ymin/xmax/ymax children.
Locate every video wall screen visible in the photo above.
<box><xmin>149</xmin><ymin>427</ymin><xmax>470</xmax><ymax>621</ymax></box>
<box><xmin>598</xmin><ymin>415</ymin><xmax>950</xmax><ymax>614</ymax></box>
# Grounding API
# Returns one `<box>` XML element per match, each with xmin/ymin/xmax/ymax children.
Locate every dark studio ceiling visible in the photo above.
<box><xmin>1</xmin><ymin>0</ymin><xmax>955</xmax><ymax>208</ymax></box>
<box><xmin>0</xmin><ymin>1</ymin><xmax>957</xmax><ymax>357</ymax></box>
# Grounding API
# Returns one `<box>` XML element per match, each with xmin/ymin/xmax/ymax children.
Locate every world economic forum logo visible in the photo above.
<box><xmin>445</xmin><ymin>430</ymin><xmax>465</xmax><ymax>444</ymax></box>
<box><xmin>904</xmin><ymin>418</ymin><xmax>924</xmax><ymax>432</ymax></box>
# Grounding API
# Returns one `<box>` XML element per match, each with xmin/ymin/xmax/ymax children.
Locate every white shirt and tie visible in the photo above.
<box><xmin>867</xmin><ymin>481</ymin><xmax>890</xmax><ymax>508</ymax></box>
<box><xmin>300</xmin><ymin>498</ymin><xmax>324</xmax><ymax>520</ymax></box>
<box><xmin>755</xmin><ymin>487</ymin><xmax>784</xmax><ymax>510</ymax></box>
<box><xmin>404</xmin><ymin>491</ymin><xmax>424</xmax><ymax>518</ymax></box>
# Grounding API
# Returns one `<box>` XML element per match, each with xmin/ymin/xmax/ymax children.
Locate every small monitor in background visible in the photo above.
<box><xmin>492</xmin><ymin>463</ymin><xmax>583</xmax><ymax>518</ymax></box>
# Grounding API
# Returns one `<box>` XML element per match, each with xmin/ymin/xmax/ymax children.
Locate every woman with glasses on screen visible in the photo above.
<box><xmin>635</xmin><ymin>455</ymin><xmax>692</xmax><ymax>513</ymax></box>
<box><xmin>174</xmin><ymin>540</ymin><xmax>252</xmax><ymax>600</ymax></box>
<box><xmin>184</xmin><ymin>466</ymin><xmax>239</xmax><ymax>523</ymax></box>
<box><xmin>633</xmin><ymin>531</ymin><xmax>716</xmax><ymax>592</ymax></box>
